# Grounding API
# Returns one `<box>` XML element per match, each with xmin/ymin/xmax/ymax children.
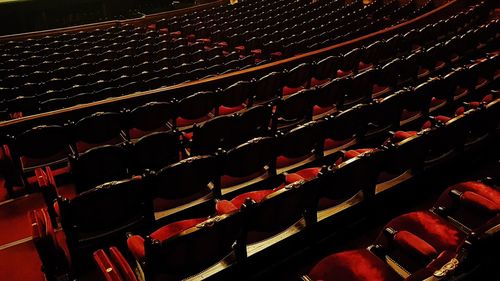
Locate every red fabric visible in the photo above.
<box><xmin>270</xmin><ymin>52</ymin><xmax>282</xmax><ymax>59</ymax></box>
<box><xmin>152</xmin><ymin>189</ymin><xmax>210</xmax><ymax>212</ymax></box>
<box><xmin>219</xmin><ymin>104</ymin><xmax>245</xmax><ymax>115</ymax></box>
<box><xmin>421</xmin><ymin>116</ymin><xmax>451</xmax><ymax>129</ymax></box>
<box><xmin>147</xmin><ymin>24</ymin><xmax>156</xmax><ymax>30</ymax></box>
<box><xmin>109</xmin><ymin>247</ymin><xmax>138</xmax><ymax>281</ymax></box>
<box><xmin>127</xmin><ymin>218</ymin><xmax>206</xmax><ymax>260</ymax></box>
<box><xmin>310</xmin><ymin>77</ymin><xmax>330</xmax><ymax>87</ymax></box>
<box><xmin>394</xmin><ymin>230</ymin><xmax>438</xmax><ymax>259</ymax></box>
<box><xmin>358</xmin><ymin>62</ymin><xmax>373</xmax><ymax>70</ymax></box>
<box><xmin>313</xmin><ymin>105</ymin><xmax>334</xmax><ymax>116</ymax></box>
<box><xmin>381</xmin><ymin>211</ymin><xmax>464</xmax><ymax>252</ymax></box>
<box><xmin>324</xmin><ymin>138</ymin><xmax>353</xmax><ymax>151</ymax></box>
<box><xmin>372</xmin><ymin>84</ymin><xmax>389</xmax><ymax>96</ymax></box>
<box><xmin>221</xmin><ymin>169</ymin><xmax>267</xmax><ymax>188</ymax></box>
<box><xmin>215</xmin><ymin>200</ymin><xmax>239</xmax><ymax>215</ymax></box>
<box><xmin>285</xmin><ymin>167</ymin><xmax>321</xmax><ymax>183</ymax></box>
<box><xmin>400</xmin><ymin>109</ymin><xmax>419</xmax><ymax>121</ymax></box>
<box><xmin>276</xmin><ymin>154</ymin><xmax>311</xmax><ymax>169</ymax></box>
<box><xmin>344</xmin><ymin>149</ymin><xmax>374</xmax><ymax>160</ymax></box>
<box><xmin>430</xmin><ymin>97</ymin><xmax>446</xmax><ymax>108</ymax></box>
<box><xmin>216</xmin><ymin>42</ymin><xmax>228</xmax><ymax>48</ymax></box>
<box><xmin>176</xmin><ymin>115</ymin><xmax>211</xmax><ymax>127</ymax></box>
<box><xmin>309</xmin><ymin>249</ymin><xmax>401</xmax><ymax>281</ymax></box>
<box><xmin>283</xmin><ymin>86</ymin><xmax>305</xmax><ymax>96</ymax></box>
<box><xmin>461</xmin><ymin>191</ymin><xmax>499</xmax><ymax>213</ymax></box>
<box><xmin>336</xmin><ymin>69</ymin><xmax>352</xmax><ymax>77</ymax></box>
<box><xmin>230</xmin><ymin>189</ymin><xmax>274</xmax><ymax>208</ymax></box>
<box><xmin>170</xmin><ymin>31</ymin><xmax>182</xmax><ymax>38</ymax></box>
<box><xmin>94</xmin><ymin>249</ymin><xmax>122</xmax><ymax>281</ymax></box>
<box><xmin>159</xmin><ymin>28</ymin><xmax>169</xmax><ymax>34</ymax></box>
<box><xmin>182</xmin><ymin>131</ymin><xmax>193</xmax><ymax>140</ymax></box>
<box><xmin>391</xmin><ymin>131</ymin><xmax>418</xmax><ymax>142</ymax></box>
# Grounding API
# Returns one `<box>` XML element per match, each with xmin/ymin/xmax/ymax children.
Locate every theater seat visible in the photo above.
<box><xmin>308</xmin><ymin>249</ymin><xmax>402</xmax><ymax>281</ymax></box>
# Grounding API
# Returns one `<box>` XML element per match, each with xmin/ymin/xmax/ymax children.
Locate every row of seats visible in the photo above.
<box><xmin>2</xmin><ymin>10</ymin><xmax>496</xmax><ymax>198</ymax></box>
<box><xmin>28</xmin><ymin>94</ymin><xmax>498</xmax><ymax>279</ymax></box>
<box><xmin>0</xmin><ymin>0</ymin><xmax>490</xmax><ymax>124</ymax></box>
<box><xmin>0</xmin><ymin>0</ymin><xmax>434</xmax><ymax>118</ymax></box>
<box><xmin>304</xmin><ymin>178</ymin><xmax>499</xmax><ymax>281</ymax></box>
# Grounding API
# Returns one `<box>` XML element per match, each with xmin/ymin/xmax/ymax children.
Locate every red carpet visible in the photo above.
<box><xmin>0</xmin><ymin>178</ymin><xmax>9</xmax><ymax>202</ymax></box>
<box><xmin>0</xmin><ymin>193</ymin><xmax>45</xmax><ymax>245</ymax></box>
<box><xmin>0</xmin><ymin>241</ymin><xmax>44</xmax><ymax>281</ymax></box>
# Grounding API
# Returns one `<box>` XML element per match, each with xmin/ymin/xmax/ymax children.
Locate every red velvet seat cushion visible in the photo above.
<box><xmin>109</xmin><ymin>247</ymin><xmax>138</xmax><ymax>281</ymax></box>
<box><xmin>359</xmin><ymin>61</ymin><xmax>373</xmax><ymax>71</ymax></box>
<box><xmin>219</xmin><ymin>104</ymin><xmax>246</xmax><ymax>115</ymax></box>
<box><xmin>380</xmin><ymin>211</ymin><xmax>464</xmax><ymax>252</ymax></box>
<box><xmin>310</xmin><ymin>77</ymin><xmax>330</xmax><ymax>87</ymax></box>
<box><xmin>309</xmin><ymin>249</ymin><xmax>401</xmax><ymax>281</ymax></box>
<box><xmin>283</xmin><ymin>86</ymin><xmax>305</xmax><ymax>96</ymax></box>
<box><xmin>394</xmin><ymin>230</ymin><xmax>438</xmax><ymax>259</ymax></box>
<box><xmin>334</xmin><ymin>148</ymin><xmax>374</xmax><ymax>165</ymax></box>
<box><xmin>276</xmin><ymin>154</ymin><xmax>312</xmax><ymax>169</ymax></box>
<box><xmin>127</xmin><ymin>218</ymin><xmax>206</xmax><ymax>260</ymax></box>
<box><xmin>147</xmin><ymin>24</ymin><xmax>156</xmax><ymax>30</ymax></box>
<box><xmin>400</xmin><ymin>109</ymin><xmax>420</xmax><ymax>122</ymax></box>
<box><xmin>176</xmin><ymin>115</ymin><xmax>211</xmax><ymax>128</ymax></box>
<box><xmin>336</xmin><ymin>69</ymin><xmax>352</xmax><ymax>78</ymax></box>
<box><xmin>285</xmin><ymin>167</ymin><xmax>321</xmax><ymax>183</ymax></box>
<box><xmin>94</xmin><ymin>249</ymin><xmax>123</xmax><ymax>281</ymax></box>
<box><xmin>421</xmin><ymin>115</ymin><xmax>451</xmax><ymax>129</ymax></box>
<box><xmin>324</xmin><ymin>138</ymin><xmax>354</xmax><ymax>151</ymax></box>
<box><xmin>313</xmin><ymin>105</ymin><xmax>335</xmax><ymax>116</ymax></box>
<box><xmin>461</xmin><ymin>191</ymin><xmax>499</xmax><ymax>213</ymax></box>
<box><xmin>372</xmin><ymin>84</ymin><xmax>390</xmax><ymax>96</ymax></box>
<box><xmin>390</xmin><ymin>131</ymin><xmax>418</xmax><ymax>143</ymax></box>
<box><xmin>430</xmin><ymin>97</ymin><xmax>447</xmax><ymax>108</ymax></box>
<box><xmin>221</xmin><ymin>170</ymin><xmax>266</xmax><ymax>188</ymax></box>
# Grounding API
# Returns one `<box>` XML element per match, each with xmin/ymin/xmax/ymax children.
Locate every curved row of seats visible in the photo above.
<box><xmin>303</xmin><ymin>178</ymin><xmax>499</xmax><ymax>281</ymax></box>
<box><xmin>28</xmin><ymin>93</ymin><xmax>498</xmax><ymax>279</ymax></box>
<box><xmin>0</xmin><ymin>0</ymin><xmax>435</xmax><ymax>119</ymax></box>
<box><xmin>2</xmin><ymin>6</ymin><xmax>497</xmax><ymax>195</ymax></box>
<box><xmin>0</xmin><ymin>0</ymin><xmax>491</xmax><ymax>125</ymax></box>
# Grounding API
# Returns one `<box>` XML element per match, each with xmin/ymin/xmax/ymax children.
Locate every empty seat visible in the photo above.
<box><xmin>130</xmin><ymin>131</ymin><xmax>181</xmax><ymax>173</ymax></box>
<box><xmin>151</xmin><ymin>155</ymin><xmax>219</xmax><ymax>218</ymax></box>
<box><xmin>126</xmin><ymin>212</ymin><xmax>244</xmax><ymax>281</ymax></box>
<box><xmin>69</xmin><ymin>144</ymin><xmax>130</xmax><ymax>193</ymax></box>
<box><xmin>71</xmin><ymin>112</ymin><xmax>127</xmax><ymax>154</ymax></box>
<box><xmin>127</xmin><ymin>102</ymin><xmax>175</xmax><ymax>140</ymax></box>
<box><xmin>173</xmin><ymin>91</ymin><xmax>218</xmax><ymax>130</ymax></box>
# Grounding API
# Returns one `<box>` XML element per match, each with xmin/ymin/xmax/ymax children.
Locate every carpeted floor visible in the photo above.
<box><xmin>0</xmin><ymin>241</ymin><xmax>44</xmax><ymax>281</ymax></box>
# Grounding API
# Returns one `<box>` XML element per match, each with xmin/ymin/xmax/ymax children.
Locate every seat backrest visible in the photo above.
<box><xmin>233</xmin><ymin>104</ymin><xmax>273</xmax><ymax>145</ymax></box>
<box><xmin>70</xmin><ymin>144</ymin><xmax>130</xmax><ymax>194</ymax></box>
<box><xmin>321</xmin><ymin>149</ymin><xmax>383</xmax><ymax>199</ymax></box>
<box><xmin>384</xmin><ymin>131</ymin><xmax>430</xmax><ymax>174</ymax></box>
<box><xmin>321</xmin><ymin>103</ymin><xmax>369</xmax><ymax>141</ymax></box>
<box><xmin>153</xmin><ymin>155</ymin><xmax>218</xmax><ymax>200</ymax></box>
<box><xmin>60</xmin><ymin>177</ymin><xmax>153</xmax><ymax>249</ymax></box>
<box><xmin>277</xmin><ymin>121</ymin><xmax>321</xmax><ymax>160</ymax></box>
<box><xmin>223</xmin><ymin>137</ymin><xmax>276</xmax><ymax>178</ymax></box>
<box><xmin>285</xmin><ymin>63</ymin><xmax>312</xmax><ymax>88</ymax></box>
<box><xmin>12</xmin><ymin>125</ymin><xmax>70</xmax><ymax>160</ymax></box>
<box><xmin>191</xmin><ymin>115</ymin><xmax>239</xmax><ymax>155</ymax></box>
<box><xmin>249</xmin><ymin>179</ymin><xmax>316</xmax><ymax>233</ymax></box>
<box><xmin>132</xmin><ymin>131</ymin><xmax>180</xmax><ymax>173</ymax></box>
<box><xmin>146</xmin><ymin>213</ymin><xmax>243</xmax><ymax>279</ymax></box>
<box><xmin>274</xmin><ymin>89</ymin><xmax>314</xmax><ymax>129</ymax></box>
<box><xmin>313</xmin><ymin>55</ymin><xmax>340</xmax><ymax>80</ymax></box>
<box><xmin>253</xmin><ymin>71</ymin><xmax>283</xmax><ymax>104</ymax></box>
<box><xmin>128</xmin><ymin>102</ymin><xmax>175</xmax><ymax>134</ymax></box>
<box><xmin>219</xmin><ymin>80</ymin><xmax>253</xmax><ymax>109</ymax></box>
<box><xmin>72</xmin><ymin>112</ymin><xmax>124</xmax><ymax>146</ymax></box>
<box><xmin>176</xmin><ymin>91</ymin><xmax>218</xmax><ymax>120</ymax></box>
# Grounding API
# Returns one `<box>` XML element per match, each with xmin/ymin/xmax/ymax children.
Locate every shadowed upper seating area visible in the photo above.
<box><xmin>0</xmin><ymin>0</ymin><xmax>498</xmax><ymax>280</ymax></box>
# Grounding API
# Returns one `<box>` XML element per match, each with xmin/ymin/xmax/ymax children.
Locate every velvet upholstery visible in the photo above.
<box><xmin>127</xmin><ymin>218</ymin><xmax>206</xmax><ymax>260</ymax></box>
<box><xmin>309</xmin><ymin>249</ymin><xmax>401</xmax><ymax>281</ymax></box>
<box><xmin>376</xmin><ymin>211</ymin><xmax>465</xmax><ymax>252</ymax></box>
